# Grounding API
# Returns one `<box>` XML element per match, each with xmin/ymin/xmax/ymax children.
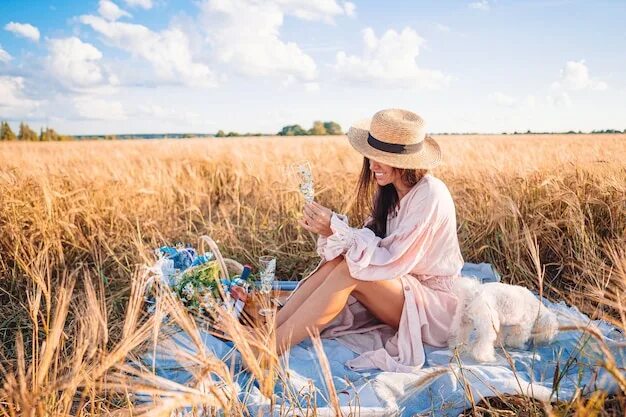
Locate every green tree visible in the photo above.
<box><xmin>17</xmin><ymin>122</ymin><xmax>38</xmax><ymax>141</ymax></box>
<box><xmin>308</xmin><ymin>120</ymin><xmax>327</xmax><ymax>135</ymax></box>
<box><xmin>278</xmin><ymin>124</ymin><xmax>307</xmax><ymax>136</ymax></box>
<box><xmin>0</xmin><ymin>121</ymin><xmax>17</xmax><ymax>141</ymax></box>
<box><xmin>323</xmin><ymin>121</ymin><xmax>342</xmax><ymax>135</ymax></box>
<box><xmin>39</xmin><ymin>127</ymin><xmax>62</xmax><ymax>141</ymax></box>
<box><xmin>215</xmin><ymin>130</ymin><xmax>226</xmax><ymax>137</ymax></box>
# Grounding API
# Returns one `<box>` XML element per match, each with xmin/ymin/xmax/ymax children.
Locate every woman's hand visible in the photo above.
<box><xmin>299</xmin><ymin>201</ymin><xmax>333</xmax><ymax>237</ymax></box>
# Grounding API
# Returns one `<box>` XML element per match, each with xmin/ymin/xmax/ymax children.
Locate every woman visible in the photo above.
<box><xmin>273</xmin><ymin>108</ymin><xmax>464</xmax><ymax>372</ymax></box>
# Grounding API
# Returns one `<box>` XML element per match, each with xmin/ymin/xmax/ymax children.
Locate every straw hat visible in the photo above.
<box><xmin>346</xmin><ymin>108</ymin><xmax>442</xmax><ymax>169</ymax></box>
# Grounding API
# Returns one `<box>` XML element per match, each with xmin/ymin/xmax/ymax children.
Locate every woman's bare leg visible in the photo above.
<box><xmin>275</xmin><ymin>261</ymin><xmax>356</xmax><ymax>353</ymax></box>
<box><xmin>275</xmin><ymin>257</ymin><xmax>342</xmax><ymax>328</ymax></box>
<box><xmin>350</xmin><ymin>275</ymin><xmax>405</xmax><ymax>330</ymax></box>
<box><xmin>275</xmin><ymin>259</ymin><xmax>405</xmax><ymax>354</ymax></box>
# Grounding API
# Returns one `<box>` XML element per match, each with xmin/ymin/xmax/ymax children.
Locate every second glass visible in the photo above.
<box><xmin>258</xmin><ymin>255</ymin><xmax>276</xmax><ymax>294</ymax></box>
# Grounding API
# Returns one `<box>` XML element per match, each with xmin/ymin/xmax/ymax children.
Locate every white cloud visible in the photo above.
<box><xmin>4</xmin><ymin>22</ymin><xmax>41</xmax><ymax>42</ymax></box>
<box><xmin>98</xmin><ymin>0</ymin><xmax>131</xmax><ymax>21</ymax></box>
<box><xmin>469</xmin><ymin>0</ymin><xmax>490</xmax><ymax>11</ymax></box>
<box><xmin>304</xmin><ymin>82</ymin><xmax>320</xmax><ymax>93</ymax></box>
<box><xmin>273</xmin><ymin>0</ymin><xmax>354</xmax><ymax>22</ymax></box>
<box><xmin>491</xmin><ymin>61</ymin><xmax>607</xmax><ymax>113</ymax></box>
<box><xmin>80</xmin><ymin>15</ymin><xmax>216</xmax><ymax>88</ymax></box>
<box><xmin>0</xmin><ymin>44</ymin><xmax>12</xmax><ymax>62</ymax></box>
<box><xmin>488</xmin><ymin>92</ymin><xmax>540</xmax><ymax>110</ymax></box>
<box><xmin>547</xmin><ymin>60</ymin><xmax>606</xmax><ymax>107</ymax></box>
<box><xmin>47</xmin><ymin>37</ymin><xmax>109</xmax><ymax>89</ymax></box>
<box><xmin>199</xmin><ymin>0</ymin><xmax>319</xmax><ymax>82</ymax></box>
<box><xmin>0</xmin><ymin>76</ymin><xmax>41</xmax><ymax>117</ymax></box>
<box><xmin>136</xmin><ymin>104</ymin><xmax>202</xmax><ymax>125</ymax></box>
<box><xmin>122</xmin><ymin>0</ymin><xmax>153</xmax><ymax>9</ymax></box>
<box><xmin>73</xmin><ymin>97</ymin><xmax>127</xmax><ymax>120</ymax></box>
<box><xmin>552</xmin><ymin>60</ymin><xmax>607</xmax><ymax>91</ymax></box>
<box><xmin>332</xmin><ymin>27</ymin><xmax>450</xmax><ymax>90</ymax></box>
<box><xmin>547</xmin><ymin>91</ymin><xmax>572</xmax><ymax>108</ymax></box>
<box><xmin>488</xmin><ymin>92</ymin><xmax>517</xmax><ymax>107</ymax></box>
<box><xmin>344</xmin><ymin>2</ymin><xmax>356</xmax><ymax>17</ymax></box>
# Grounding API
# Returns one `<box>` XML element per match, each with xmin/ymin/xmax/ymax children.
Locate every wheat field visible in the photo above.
<box><xmin>0</xmin><ymin>134</ymin><xmax>625</xmax><ymax>415</ymax></box>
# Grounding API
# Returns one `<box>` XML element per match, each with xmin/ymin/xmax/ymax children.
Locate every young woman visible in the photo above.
<box><xmin>273</xmin><ymin>108</ymin><xmax>464</xmax><ymax>372</ymax></box>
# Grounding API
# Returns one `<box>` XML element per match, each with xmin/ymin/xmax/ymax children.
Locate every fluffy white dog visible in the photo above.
<box><xmin>448</xmin><ymin>277</ymin><xmax>559</xmax><ymax>362</ymax></box>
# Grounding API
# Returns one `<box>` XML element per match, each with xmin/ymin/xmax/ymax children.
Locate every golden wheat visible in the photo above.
<box><xmin>0</xmin><ymin>134</ymin><xmax>624</xmax><ymax>416</ymax></box>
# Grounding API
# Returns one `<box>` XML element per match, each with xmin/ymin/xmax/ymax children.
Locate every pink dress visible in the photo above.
<box><xmin>290</xmin><ymin>173</ymin><xmax>464</xmax><ymax>373</ymax></box>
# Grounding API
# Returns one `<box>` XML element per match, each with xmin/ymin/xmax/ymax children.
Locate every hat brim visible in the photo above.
<box><xmin>346</xmin><ymin>124</ymin><xmax>442</xmax><ymax>170</ymax></box>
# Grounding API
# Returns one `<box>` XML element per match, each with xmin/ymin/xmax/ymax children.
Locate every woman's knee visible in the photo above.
<box><xmin>326</xmin><ymin>256</ymin><xmax>343</xmax><ymax>268</ymax></box>
<box><xmin>323</xmin><ymin>256</ymin><xmax>346</xmax><ymax>272</ymax></box>
<box><xmin>305</xmin><ymin>257</ymin><xmax>343</xmax><ymax>286</ymax></box>
<box><xmin>328</xmin><ymin>258</ymin><xmax>359</xmax><ymax>283</ymax></box>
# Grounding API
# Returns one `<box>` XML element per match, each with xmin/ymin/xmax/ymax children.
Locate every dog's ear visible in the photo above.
<box><xmin>451</xmin><ymin>276</ymin><xmax>480</xmax><ymax>297</ymax></box>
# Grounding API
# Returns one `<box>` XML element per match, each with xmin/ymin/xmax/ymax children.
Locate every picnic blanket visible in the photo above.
<box><xmin>140</xmin><ymin>263</ymin><xmax>626</xmax><ymax>416</ymax></box>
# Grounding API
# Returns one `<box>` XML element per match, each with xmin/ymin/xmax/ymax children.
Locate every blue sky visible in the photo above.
<box><xmin>0</xmin><ymin>0</ymin><xmax>625</xmax><ymax>135</ymax></box>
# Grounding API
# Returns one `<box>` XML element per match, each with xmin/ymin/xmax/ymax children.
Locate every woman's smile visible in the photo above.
<box><xmin>370</xmin><ymin>160</ymin><xmax>394</xmax><ymax>185</ymax></box>
<box><xmin>372</xmin><ymin>167</ymin><xmax>397</xmax><ymax>187</ymax></box>
<box><xmin>373</xmin><ymin>172</ymin><xmax>387</xmax><ymax>184</ymax></box>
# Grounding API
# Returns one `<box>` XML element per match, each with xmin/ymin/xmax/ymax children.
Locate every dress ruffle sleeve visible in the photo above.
<box><xmin>315</xmin><ymin>212</ymin><xmax>349</xmax><ymax>261</ymax></box>
<box><xmin>321</xmin><ymin>191</ymin><xmax>441</xmax><ymax>281</ymax></box>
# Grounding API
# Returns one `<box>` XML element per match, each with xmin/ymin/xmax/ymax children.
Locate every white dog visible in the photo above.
<box><xmin>448</xmin><ymin>277</ymin><xmax>559</xmax><ymax>362</ymax></box>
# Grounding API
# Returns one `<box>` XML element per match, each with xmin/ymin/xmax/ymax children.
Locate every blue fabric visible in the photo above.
<box><xmin>460</xmin><ymin>262</ymin><xmax>501</xmax><ymax>283</ymax></box>
<box><xmin>139</xmin><ymin>262</ymin><xmax>626</xmax><ymax>416</ymax></box>
<box><xmin>261</xmin><ymin>263</ymin><xmax>500</xmax><ymax>292</ymax></box>
<box><xmin>158</xmin><ymin>246</ymin><xmax>198</xmax><ymax>270</ymax></box>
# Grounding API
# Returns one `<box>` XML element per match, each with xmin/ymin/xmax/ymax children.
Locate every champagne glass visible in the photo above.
<box><xmin>258</xmin><ymin>255</ymin><xmax>276</xmax><ymax>294</ymax></box>
<box><xmin>258</xmin><ymin>255</ymin><xmax>276</xmax><ymax>317</ymax></box>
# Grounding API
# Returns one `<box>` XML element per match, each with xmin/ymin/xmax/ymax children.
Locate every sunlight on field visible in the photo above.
<box><xmin>1</xmin><ymin>134</ymin><xmax>625</xmax><ymax>415</ymax></box>
<box><xmin>2</xmin><ymin>133</ymin><xmax>625</xmax><ymax>311</ymax></box>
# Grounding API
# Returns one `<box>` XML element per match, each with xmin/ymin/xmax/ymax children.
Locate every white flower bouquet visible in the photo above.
<box><xmin>287</xmin><ymin>161</ymin><xmax>314</xmax><ymax>203</ymax></box>
<box><xmin>297</xmin><ymin>162</ymin><xmax>314</xmax><ymax>203</ymax></box>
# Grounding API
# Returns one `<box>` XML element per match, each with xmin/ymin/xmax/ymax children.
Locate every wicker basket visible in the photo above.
<box><xmin>145</xmin><ymin>236</ymin><xmax>248</xmax><ymax>328</ymax></box>
<box><xmin>198</xmin><ymin>235</ymin><xmax>244</xmax><ymax>279</ymax></box>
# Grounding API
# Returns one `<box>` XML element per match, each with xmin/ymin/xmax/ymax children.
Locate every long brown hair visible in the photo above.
<box><xmin>355</xmin><ymin>157</ymin><xmax>428</xmax><ymax>238</ymax></box>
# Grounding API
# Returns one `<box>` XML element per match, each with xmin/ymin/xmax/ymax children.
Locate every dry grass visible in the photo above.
<box><xmin>0</xmin><ymin>134</ymin><xmax>625</xmax><ymax>416</ymax></box>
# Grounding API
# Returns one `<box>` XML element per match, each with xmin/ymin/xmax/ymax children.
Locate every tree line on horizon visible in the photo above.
<box><xmin>215</xmin><ymin>120</ymin><xmax>343</xmax><ymax>137</ymax></box>
<box><xmin>504</xmin><ymin>128</ymin><xmax>625</xmax><ymax>135</ymax></box>
<box><xmin>1</xmin><ymin>119</ymin><xmax>625</xmax><ymax>141</ymax></box>
<box><xmin>0</xmin><ymin>121</ymin><xmax>72</xmax><ymax>141</ymax></box>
